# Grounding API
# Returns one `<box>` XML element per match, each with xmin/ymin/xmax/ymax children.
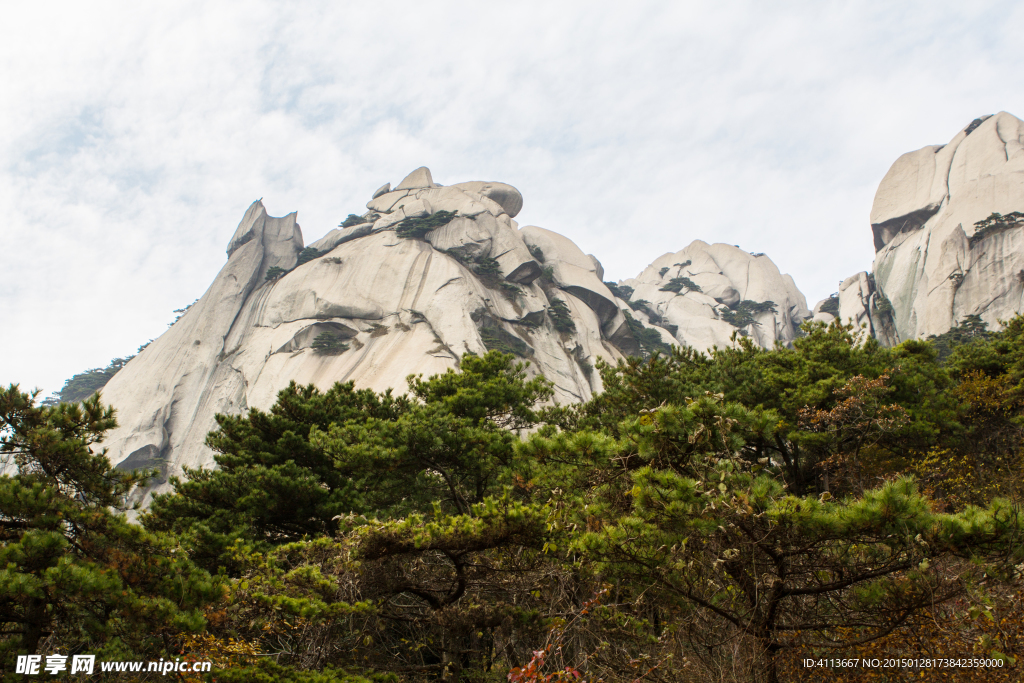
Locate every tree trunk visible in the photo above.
<box><xmin>21</xmin><ymin>597</ymin><xmax>48</xmax><ymax>654</ymax></box>
<box><xmin>761</xmin><ymin>642</ymin><xmax>781</xmax><ymax>683</ymax></box>
<box><xmin>441</xmin><ymin>647</ymin><xmax>462</xmax><ymax>682</ymax></box>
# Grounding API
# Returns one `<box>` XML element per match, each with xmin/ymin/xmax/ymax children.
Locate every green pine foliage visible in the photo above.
<box><xmin>339</xmin><ymin>214</ymin><xmax>367</xmax><ymax>228</ymax></box>
<box><xmin>0</xmin><ymin>386</ymin><xmax>221</xmax><ymax>672</ymax></box>
<box><xmin>969</xmin><ymin>211</ymin><xmax>1024</xmax><ymax>247</ymax></box>
<box><xmin>170</xmin><ymin>298</ymin><xmax>199</xmax><ymax>327</ymax></box>
<box><xmin>297</xmin><ymin>247</ymin><xmax>325</xmax><ymax>265</ymax></box>
<box><xmin>547</xmin><ymin>298</ymin><xmax>576</xmax><ymax>334</ymax></box>
<box><xmin>144</xmin><ymin>353</ymin><xmax>548</xmax><ymax>565</ymax></box>
<box><xmin>13</xmin><ymin>318</ymin><xmax>1024</xmax><ymax>682</ymax></box>
<box><xmin>394</xmin><ymin>210</ymin><xmax>456</xmax><ymax>240</ymax></box>
<box><xmin>265</xmin><ymin>266</ymin><xmax>287</xmax><ymax>281</ymax></box>
<box><xmin>624</xmin><ymin>312</ymin><xmax>672</xmax><ymax>359</ymax></box>
<box><xmin>311</xmin><ymin>332</ymin><xmax>350</xmax><ymax>355</ymax></box>
<box><xmin>471</xmin><ymin>256</ymin><xmax>501</xmax><ymax>284</ymax></box>
<box><xmin>479</xmin><ymin>326</ymin><xmax>532</xmax><ymax>357</ymax></box>
<box><xmin>468</xmin><ymin>256</ymin><xmax>501</xmax><ymax>286</ymax></box>
<box><xmin>573</xmin><ymin>346</ymin><xmax>594</xmax><ymax>376</ymax></box>
<box><xmin>660</xmin><ymin>276</ymin><xmax>702</xmax><ymax>293</ymax></box>
<box><xmin>44</xmin><ymin>300</ymin><xmax>194</xmax><ymax>407</ymax></box>
<box><xmin>627</xmin><ymin>297</ymin><xmax>650</xmax><ymax>312</ymax></box>
<box><xmin>441</xmin><ymin>247</ymin><xmax>470</xmax><ymax>264</ymax></box>
<box><xmin>41</xmin><ymin>356</ymin><xmax>133</xmax><ymax>406</ymax></box>
<box><xmin>604</xmin><ymin>282</ymin><xmax>634</xmax><ymax>300</ymax></box>
<box><xmin>874</xmin><ymin>288</ymin><xmax>894</xmax><ymax>317</ymax></box>
<box><xmin>927</xmin><ymin>313</ymin><xmax>991</xmax><ymax>360</ymax></box>
<box><xmin>819</xmin><ymin>292</ymin><xmax>840</xmax><ymax>317</ymax></box>
<box><xmin>570</xmin><ymin>320</ymin><xmax>955</xmax><ymax>496</ymax></box>
<box><xmin>719</xmin><ymin>299</ymin><xmax>778</xmax><ymax>329</ymax></box>
<box><xmin>458</xmin><ymin>256</ymin><xmax>519</xmax><ymax>300</ymax></box>
<box><xmin>567</xmin><ymin>405</ymin><xmax>1019</xmax><ymax>682</ymax></box>
<box><xmin>945</xmin><ymin>314</ymin><xmax>1024</xmax><ymax>377</ymax></box>
<box><xmin>143</xmin><ymin>380</ymin><xmax>409</xmax><ymax>571</ymax></box>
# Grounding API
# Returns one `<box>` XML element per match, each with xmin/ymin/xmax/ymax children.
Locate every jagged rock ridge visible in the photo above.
<box><xmin>98</xmin><ymin>166</ymin><xmax>809</xmax><ymax>504</ymax></box>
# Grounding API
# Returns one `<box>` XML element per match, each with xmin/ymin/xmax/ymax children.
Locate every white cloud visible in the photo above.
<box><xmin>2</xmin><ymin>0</ymin><xmax>1023</xmax><ymax>394</ymax></box>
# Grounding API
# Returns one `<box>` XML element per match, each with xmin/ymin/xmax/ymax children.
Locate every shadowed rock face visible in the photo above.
<box><xmin>98</xmin><ymin>168</ymin><xmax>808</xmax><ymax>506</ymax></box>
<box><xmin>871</xmin><ymin>205</ymin><xmax>942</xmax><ymax>252</ymax></box>
<box><xmin>824</xmin><ymin>112</ymin><xmax>1024</xmax><ymax>344</ymax></box>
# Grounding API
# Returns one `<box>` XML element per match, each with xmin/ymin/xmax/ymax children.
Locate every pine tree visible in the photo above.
<box><xmin>0</xmin><ymin>386</ymin><xmax>220</xmax><ymax>673</ymax></box>
<box><xmin>144</xmin><ymin>381</ymin><xmax>409</xmax><ymax>572</ymax></box>
<box><xmin>532</xmin><ymin>396</ymin><xmax>1024</xmax><ymax>683</ymax></box>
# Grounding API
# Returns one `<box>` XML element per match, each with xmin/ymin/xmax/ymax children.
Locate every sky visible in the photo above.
<box><xmin>2</xmin><ymin>1</ymin><xmax>1023</xmax><ymax>396</ymax></box>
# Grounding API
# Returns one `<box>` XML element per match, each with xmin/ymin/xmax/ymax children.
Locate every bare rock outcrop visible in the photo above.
<box><xmin>98</xmin><ymin>168</ymin><xmax>810</xmax><ymax>506</ymax></box>
<box><xmin>617</xmin><ymin>242</ymin><xmax>809</xmax><ymax>352</ymax></box>
<box><xmin>813</xmin><ymin>272</ymin><xmax>899</xmax><ymax>346</ymax></box>
<box><xmin>831</xmin><ymin>112</ymin><xmax>1024</xmax><ymax>343</ymax></box>
<box><xmin>99</xmin><ymin>201</ymin><xmax>303</xmax><ymax>491</ymax></box>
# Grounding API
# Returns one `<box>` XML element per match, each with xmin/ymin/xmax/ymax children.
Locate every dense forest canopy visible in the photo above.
<box><xmin>3</xmin><ymin>319</ymin><xmax>1024</xmax><ymax>682</ymax></box>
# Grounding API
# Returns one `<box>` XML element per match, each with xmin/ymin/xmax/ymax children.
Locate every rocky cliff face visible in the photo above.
<box><xmin>821</xmin><ymin>112</ymin><xmax>1024</xmax><ymax>342</ymax></box>
<box><xmin>98</xmin><ymin>167</ymin><xmax>809</xmax><ymax>502</ymax></box>
<box><xmin>617</xmin><ymin>244</ymin><xmax>809</xmax><ymax>351</ymax></box>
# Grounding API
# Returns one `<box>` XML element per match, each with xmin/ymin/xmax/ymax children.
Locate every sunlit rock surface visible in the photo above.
<box><xmin>826</xmin><ymin>113</ymin><xmax>1024</xmax><ymax>343</ymax></box>
<box><xmin>99</xmin><ymin>169</ymin><xmax>808</xmax><ymax>505</ymax></box>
